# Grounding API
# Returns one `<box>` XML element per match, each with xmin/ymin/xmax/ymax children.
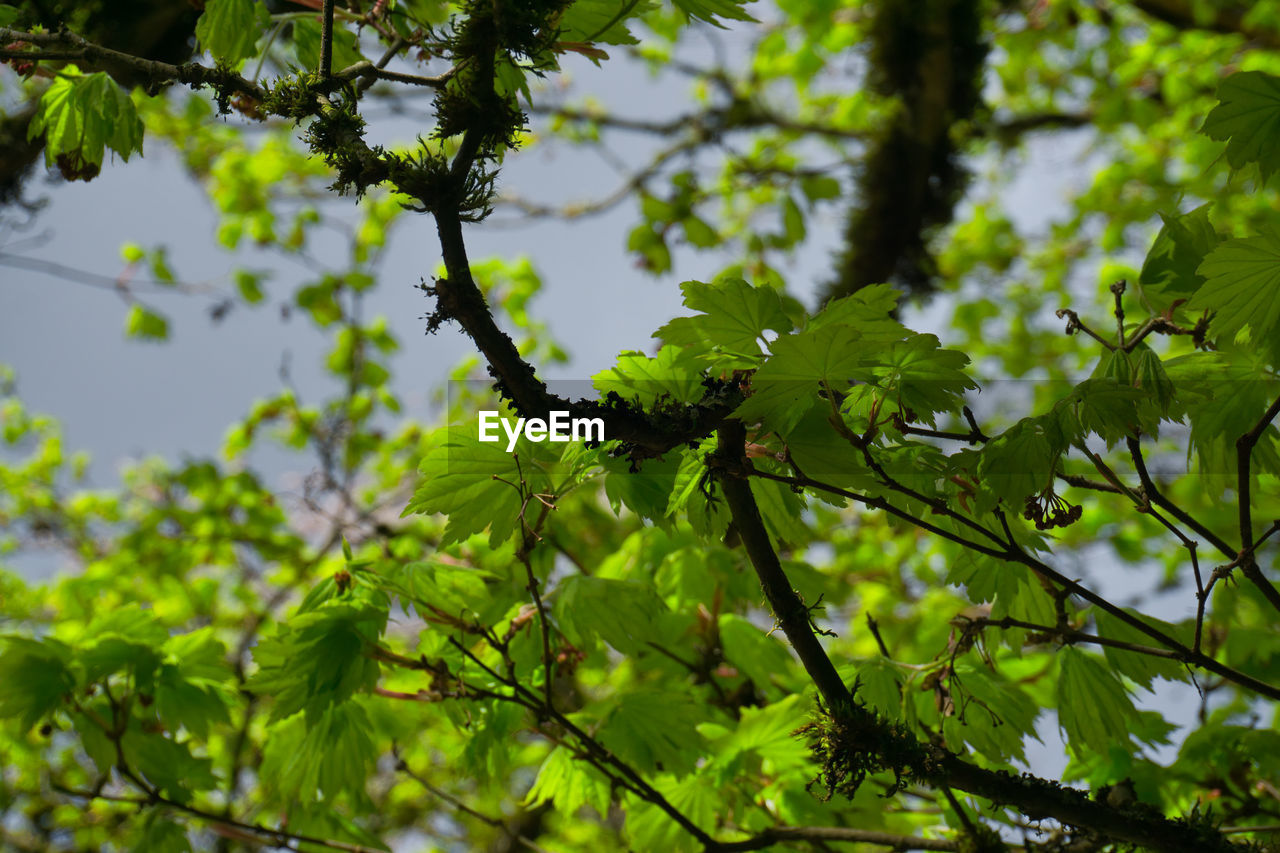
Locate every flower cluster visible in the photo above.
<box><xmin>1023</xmin><ymin>488</ymin><xmax>1083</xmax><ymax>530</ymax></box>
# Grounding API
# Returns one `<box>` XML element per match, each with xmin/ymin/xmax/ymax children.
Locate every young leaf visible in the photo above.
<box><xmin>125</xmin><ymin>305</ymin><xmax>170</xmax><ymax>341</ymax></box>
<box><xmin>259</xmin><ymin>704</ymin><xmax>379</xmax><ymax>806</ymax></box>
<box><xmin>29</xmin><ymin>66</ymin><xmax>144</xmax><ymax>179</ymax></box>
<box><xmin>131</xmin><ymin>813</ymin><xmax>193</xmax><ymax>853</ymax></box>
<box><xmin>654</xmin><ymin>278</ymin><xmax>793</xmax><ymax>361</ymax></box>
<box><xmin>599</xmin><ymin>690</ymin><xmax>708</xmax><ymax>774</ymax></box>
<box><xmin>124</xmin><ymin>730</ymin><xmax>219</xmax><ymax>803</ymax></box>
<box><xmin>1094</xmin><ymin>610</ymin><xmax>1189</xmax><ymax>691</ymax></box>
<box><xmin>553</xmin><ymin>575</ymin><xmax>667</xmax><ymax>655</ymax></box>
<box><xmin>403</xmin><ymin>426</ymin><xmax>539</xmax><ymax>546</ymax></box>
<box><xmin>976</xmin><ymin>417</ymin><xmax>1059</xmax><ymax>508</ymax></box>
<box><xmin>1137</xmin><ymin>204</ymin><xmax>1218</xmax><ymax>315</ymax></box>
<box><xmin>672</xmin><ymin>0</ymin><xmax>758</xmax><ymax>27</ymax></box>
<box><xmin>604</xmin><ymin>449</ymin><xmax>682</xmax><ymax>522</ymax></box>
<box><xmin>719</xmin><ymin>613</ymin><xmax>796</xmax><ymax>692</ymax></box>
<box><xmin>625</xmin><ymin>774</ymin><xmax>719</xmax><ymax>853</ymax></box>
<box><xmin>557</xmin><ymin>0</ymin><xmax>652</xmax><ymax>46</ymax></box>
<box><xmin>196</xmin><ymin>0</ymin><xmax>269</xmax><ymax>66</ymax></box>
<box><xmin>593</xmin><ymin>346</ymin><xmax>707</xmax><ymax>406</ymax></box>
<box><xmin>947</xmin><ymin>662</ymin><xmax>1041</xmax><ymax>764</ymax></box>
<box><xmin>734</xmin><ymin>325</ymin><xmax>866</xmax><ymax>433</ymax></box>
<box><xmin>1056</xmin><ymin>647</ymin><xmax>1136</xmax><ymax>757</ymax></box>
<box><xmin>248</xmin><ymin>602</ymin><xmax>386</xmax><ymax>721</ymax></box>
<box><xmin>0</xmin><ymin>637</ymin><xmax>76</xmax><ymax>729</ymax></box>
<box><xmin>525</xmin><ymin>747</ymin><xmax>613</xmax><ymax>818</ymax></box>
<box><xmin>807</xmin><ymin>282</ymin><xmax>909</xmax><ymax>341</ymax></box>
<box><xmin>1192</xmin><ymin>232</ymin><xmax>1280</xmax><ymax>352</ymax></box>
<box><xmin>860</xmin><ymin>333</ymin><xmax>978</xmax><ymax>424</ymax></box>
<box><xmin>1201</xmin><ymin>71</ymin><xmax>1280</xmax><ymax>181</ymax></box>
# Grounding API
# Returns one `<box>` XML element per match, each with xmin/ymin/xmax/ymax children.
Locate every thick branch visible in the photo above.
<box><xmin>713</xmin><ymin>422</ymin><xmax>1245</xmax><ymax>853</ymax></box>
<box><xmin>724</xmin><ymin>825</ymin><xmax>958</xmax><ymax>851</ymax></box>
<box><xmin>714</xmin><ymin>420</ymin><xmax>852</xmax><ymax>709</ymax></box>
<box><xmin>0</xmin><ymin>26</ymin><xmax>264</xmax><ymax>96</ymax></box>
<box><xmin>1132</xmin><ymin>0</ymin><xmax>1280</xmax><ymax>47</ymax></box>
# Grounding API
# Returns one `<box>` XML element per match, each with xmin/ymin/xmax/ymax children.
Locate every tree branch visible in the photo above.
<box><xmin>320</xmin><ymin>0</ymin><xmax>336</xmax><ymax>77</ymax></box>
<box><xmin>711</xmin><ymin>421</ymin><xmax>1247</xmax><ymax>853</ymax></box>
<box><xmin>1131</xmin><ymin>0</ymin><xmax>1280</xmax><ymax>48</ymax></box>
<box><xmin>723</xmin><ymin>825</ymin><xmax>959</xmax><ymax>851</ymax></box>
<box><xmin>1236</xmin><ymin>394</ymin><xmax>1280</xmax><ymax>612</ymax></box>
<box><xmin>714</xmin><ymin>420</ymin><xmax>852</xmax><ymax>710</ymax></box>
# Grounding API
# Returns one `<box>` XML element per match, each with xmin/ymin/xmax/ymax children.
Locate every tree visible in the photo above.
<box><xmin>2</xmin><ymin>0</ymin><xmax>1280</xmax><ymax>850</ymax></box>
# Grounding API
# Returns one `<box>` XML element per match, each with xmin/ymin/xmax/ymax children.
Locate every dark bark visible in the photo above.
<box><xmin>823</xmin><ymin>0</ymin><xmax>987</xmax><ymax>305</ymax></box>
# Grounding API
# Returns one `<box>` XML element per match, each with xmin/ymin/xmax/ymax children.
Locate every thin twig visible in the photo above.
<box><xmin>320</xmin><ymin>0</ymin><xmax>336</xmax><ymax>77</ymax></box>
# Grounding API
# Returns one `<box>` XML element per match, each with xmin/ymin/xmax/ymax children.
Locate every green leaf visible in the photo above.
<box><xmin>717</xmin><ymin>694</ymin><xmax>808</xmax><ymax>767</ymax></box>
<box><xmin>671</xmin><ymin>0</ymin><xmax>757</xmax><ymax>27</ymax></box>
<box><xmin>525</xmin><ymin>747</ymin><xmax>613</xmax><ymax>818</ymax></box>
<box><xmin>682</xmin><ymin>215</ymin><xmax>721</xmax><ymax>247</ymax></box>
<box><xmin>1094</xmin><ymin>610</ymin><xmax>1189</xmax><ymax>692</ymax></box>
<box><xmin>1201</xmin><ymin>71</ymin><xmax>1280</xmax><ymax>181</ymax></box>
<box><xmin>718</xmin><ymin>613</ymin><xmax>796</xmax><ymax>692</ymax></box>
<box><xmin>1057</xmin><ymin>375</ymin><xmax>1150</xmax><ymax>444</ymax></box>
<box><xmin>1137</xmin><ymin>204</ymin><xmax>1219</xmax><ymax>315</ymax></box>
<box><xmin>1192</xmin><ymin>232</ymin><xmax>1280</xmax><ymax>352</ymax></box>
<box><xmin>604</xmin><ymin>449</ymin><xmax>682</xmax><ymax>521</ymax></box>
<box><xmin>132</xmin><ymin>813</ymin><xmax>193</xmax><ymax>853</ymax></box>
<box><xmin>857</xmin><ymin>334</ymin><xmax>977</xmax><ymax>424</ymax></box>
<box><xmin>125</xmin><ymin>730</ymin><xmax>218</xmax><ymax>802</ymax></box>
<box><xmin>1056</xmin><ymin>648</ymin><xmax>1136</xmax><ymax>757</ymax></box>
<box><xmin>808</xmin><ymin>282</ymin><xmax>909</xmax><ymax>341</ymax></box>
<box><xmin>599</xmin><ymin>690</ymin><xmax>707</xmax><ymax>774</ymax></box>
<box><xmin>625</xmin><ymin>773</ymin><xmax>718</xmax><ymax>853</ymax></box>
<box><xmin>153</xmin><ymin>658</ymin><xmax>231</xmax><ymax>740</ymax></box>
<box><xmin>553</xmin><ymin>576</ymin><xmax>667</xmax><ymax>655</ymax></box>
<box><xmin>976</xmin><ymin>417</ymin><xmax>1059</xmax><ymax>508</ymax></box>
<box><xmin>28</xmin><ymin>66</ymin><xmax>144</xmax><ymax>175</ymax></box>
<box><xmin>248</xmin><ymin>602</ymin><xmax>386</xmax><ymax>722</ymax></box>
<box><xmin>0</xmin><ymin>5</ymin><xmax>21</xmax><ymax>26</ymax></box>
<box><xmin>1170</xmin><ymin>351</ymin><xmax>1280</xmax><ymax>474</ymax></box>
<box><xmin>994</xmin><ymin>569</ymin><xmax>1057</xmax><ymax>628</ymax></box>
<box><xmin>780</xmin><ymin>404</ymin><xmax>874</xmax><ymax>492</ymax></box>
<box><xmin>402</xmin><ymin>426</ymin><xmax>540</xmax><ymax>546</ymax></box>
<box><xmin>260</xmin><ymin>704</ymin><xmax>379</xmax><ymax>806</ymax></box>
<box><xmin>0</xmin><ymin>637</ymin><xmax>76</xmax><ymax>729</ymax></box>
<box><xmin>781</xmin><ymin>195</ymin><xmax>806</xmax><ymax>243</ymax></box>
<box><xmin>380</xmin><ymin>559</ymin><xmax>511</xmax><ymax>625</ymax></box>
<box><xmin>800</xmin><ymin>174</ymin><xmax>841</xmax><ymax>201</ymax></box>
<box><xmin>733</xmin><ymin>325</ymin><xmax>866</xmax><ymax>433</ymax></box>
<box><xmin>750</xmin><ymin>476</ymin><xmax>808</xmax><ymax>546</ymax></box>
<box><xmin>852</xmin><ymin>657</ymin><xmax>907</xmax><ymax>720</ymax></box>
<box><xmin>460</xmin><ymin>701</ymin><xmax>525</xmax><ymax>782</ymax></box>
<box><xmin>196</xmin><ymin>0</ymin><xmax>269</xmax><ymax>65</ymax></box>
<box><xmin>86</xmin><ymin>602</ymin><xmax>170</xmax><ymax>647</ymax></box>
<box><xmin>654</xmin><ymin>278</ymin><xmax>793</xmax><ymax>361</ymax></box>
<box><xmin>125</xmin><ymin>304</ymin><xmax>170</xmax><ymax>341</ymax></box>
<box><xmin>593</xmin><ymin>346</ymin><xmax>707</xmax><ymax>406</ymax></box>
<box><xmin>947</xmin><ymin>662</ymin><xmax>1041</xmax><ymax>764</ymax></box>
<box><xmin>557</xmin><ymin>0</ymin><xmax>653</xmax><ymax>46</ymax></box>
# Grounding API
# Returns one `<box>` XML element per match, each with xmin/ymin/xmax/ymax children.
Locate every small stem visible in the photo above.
<box><xmin>320</xmin><ymin>0</ymin><xmax>336</xmax><ymax>77</ymax></box>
